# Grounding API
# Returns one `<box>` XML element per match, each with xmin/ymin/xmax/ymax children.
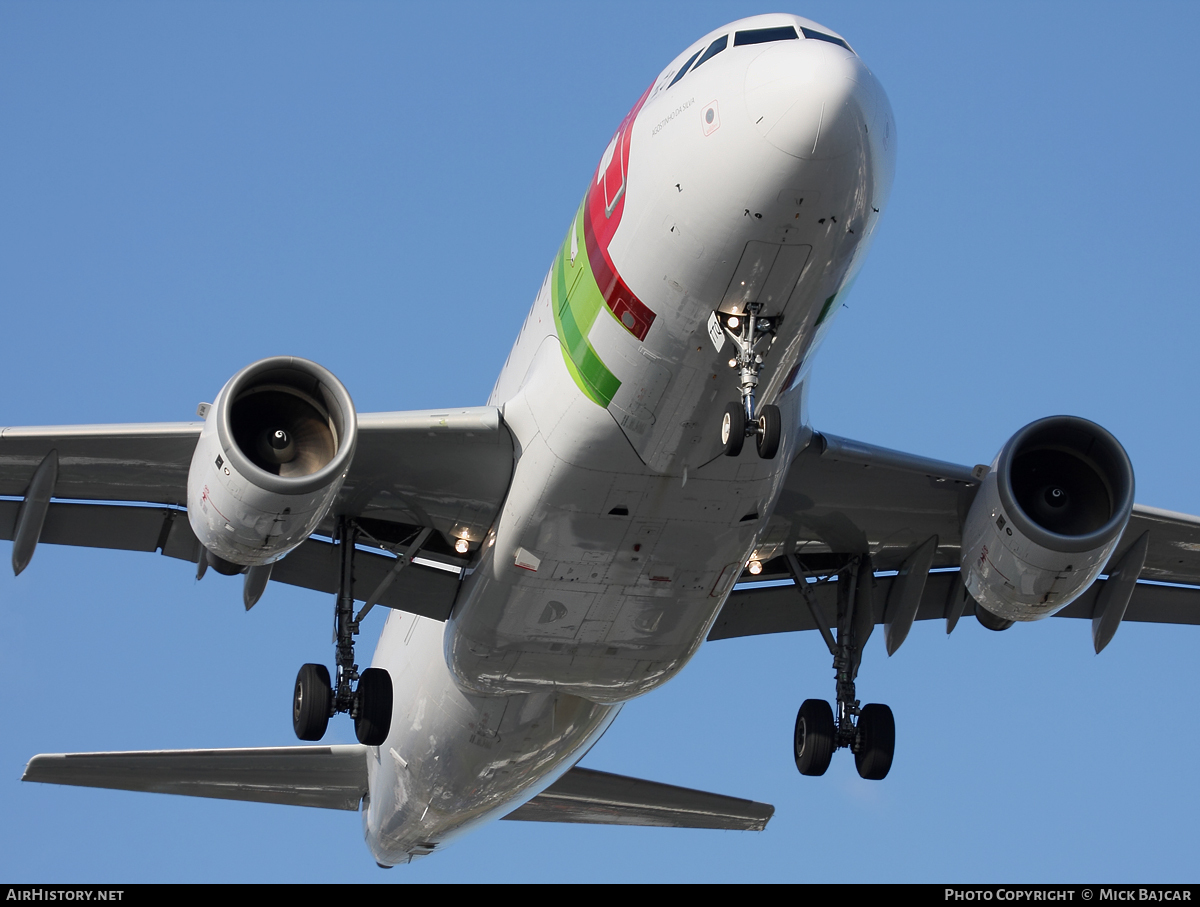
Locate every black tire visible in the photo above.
<box><xmin>855</xmin><ymin>703</ymin><xmax>895</xmax><ymax>780</ymax></box>
<box><xmin>794</xmin><ymin>699</ymin><xmax>835</xmax><ymax>776</ymax></box>
<box><xmin>756</xmin><ymin>404</ymin><xmax>781</xmax><ymax>459</ymax></box>
<box><xmin>293</xmin><ymin>663</ymin><xmax>332</xmax><ymax>741</ymax></box>
<box><xmin>354</xmin><ymin>667</ymin><xmax>393</xmax><ymax>746</ymax></box>
<box><xmin>721</xmin><ymin>402</ymin><xmax>745</xmax><ymax>457</ymax></box>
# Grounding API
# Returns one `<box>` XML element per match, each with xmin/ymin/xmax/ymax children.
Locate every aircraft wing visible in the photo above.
<box><xmin>23</xmin><ymin>749</ymin><xmax>773</xmax><ymax>830</ymax></box>
<box><xmin>763</xmin><ymin>431</ymin><xmax>1200</xmax><ymax>583</ymax></box>
<box><xmin>0</xmin><ymin>408</ymin><xmax>515</xmax><ymax>620</ymax></box>
<box><xmin>713</xmin><ymin>431</ymin><xmax>1200</xmax><ymax>642</ymax></box>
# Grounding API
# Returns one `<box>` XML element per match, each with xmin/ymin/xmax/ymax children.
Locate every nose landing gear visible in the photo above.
<box><xmin>788</xmin><ymin>554</ymin><xmax>896</xmax><ymax>780</ymax></box>
<box><xmin>716</xmin><ymin>305</ymin><xmax>781</xmax><ymax>459</ymax></box>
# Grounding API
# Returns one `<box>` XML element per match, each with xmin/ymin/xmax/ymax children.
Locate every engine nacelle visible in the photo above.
<box><xmin>187</xmin><ymin>356</ymin><xmax>357</xmax><ymax>569</ymax></box>
<box><xmin>961</xmin><ymin>416</ymin><xmax>1134</xmax><ymax>622</ymax></box>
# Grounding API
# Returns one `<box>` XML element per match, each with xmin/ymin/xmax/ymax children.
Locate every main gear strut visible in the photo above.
<box><xmin>291</xmin><ymin>518</ymin><xmax>428</xmax><ymax>747</ymax></box>
<box><xmin>787</xmin><ymin>553</ymin><xmax>895</xmax><ymax>780</ymax></box>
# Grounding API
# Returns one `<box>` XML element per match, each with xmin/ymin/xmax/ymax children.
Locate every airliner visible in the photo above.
<box><xmin>6</xmin><ymin>12</ymin><xmax>1200</xmax><ymax>867</ymax></box>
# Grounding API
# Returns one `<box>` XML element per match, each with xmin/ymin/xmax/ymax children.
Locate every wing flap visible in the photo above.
<box><xmin>22</xmin><ymin>745</ymin><xmax>369</xmax><ymax>811</ymax></box>
<box><xmin>269</xmin><ymin>535</ymin><xmax>460</xmax><ymax>621</ymax></box>
<box><xmin>503</xmin><ymin>767</ymin><xmax>774</xmax><ymax>831</ymax></box>
<box><xmin>0</xmin><ymin>499</ymin><xmax>176</xmax><ymax>554</ymax></box>
<box><xmin>0</xmin><ymin>501</ymin><xmax>459</xmax><ymax>621</ymax></box>
<box><xmin>711</xmin><ymin>570</ymin><xmax>1200</xmax><ymax>641</ymax></box>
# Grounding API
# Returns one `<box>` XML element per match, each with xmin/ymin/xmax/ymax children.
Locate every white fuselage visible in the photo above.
<box><xmin>361</xmin><ymin>13</ymin><xmax>895</xmax><ymax>864</ymax></box>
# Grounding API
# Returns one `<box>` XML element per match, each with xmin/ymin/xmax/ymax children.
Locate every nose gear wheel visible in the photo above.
<box><xmin>756</xmin><ymin>405</ymin><xmax>781</xmax><ymax>459</ymax></box>
<box><xmin>715</xmin><ymin>305</ymin><xmax>782</xmax><ymax>459</ymax></box>
<box><xmin>721</xmin><ymin>403</ymin><xmax>745</xmax><ymax>456</ymax></box>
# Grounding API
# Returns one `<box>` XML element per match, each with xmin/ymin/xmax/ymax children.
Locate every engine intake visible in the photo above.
<box><xmin>187</xmin><ymin>357</ymin><xmax>357</xmax><ymax>568</ymax></box>
<box><xmin>961</xmin><ymin>416</ymin><xmax>1134</xmax><ymax>622</ymax></box>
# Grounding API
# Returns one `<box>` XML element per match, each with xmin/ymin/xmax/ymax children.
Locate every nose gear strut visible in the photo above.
<box><xmin>716</xmin><ymin>304</ymin><xmax>782</xmax><ymax>459</ymax></box>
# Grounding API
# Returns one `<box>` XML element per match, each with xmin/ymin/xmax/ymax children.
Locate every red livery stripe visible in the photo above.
<box><xmin>584</xmin><ymin>83</ymin><xmax>657</xmax><ymax>343</ymax></box>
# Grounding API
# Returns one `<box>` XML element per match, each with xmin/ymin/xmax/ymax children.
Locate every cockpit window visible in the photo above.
<box><xmin>691</xmin><ymin>34</ymin><xmax>728</xmax><ymax>71</ymax></box>
<box><xmin>667</xmin><ymin>48</ymin><xmax>704</xmax><ymax>89</ymax></box>
<box><xmin>734</xmin><ymin>26</ymin><xmax>799</xmax><ymax>46</ymax></box>
<box><xmin>800</xmin><ymin>27</ymin><xmax>853</xmax><ymax>52</ymax></box>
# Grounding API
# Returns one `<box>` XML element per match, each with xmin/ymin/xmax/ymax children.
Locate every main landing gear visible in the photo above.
<box><xmin>292</xmin><ymin>519</ymin><xmax>394</xmax><ymax>747</ymax></box>
<box><xmin>716</xmin><ymin>304</ymin><xmax>781</xmax><ymax>459</ymax></box>
<box><xmin>788</xmin><ymin>555</ymin><xmax>896</xmax><ymax>781</ymax></box>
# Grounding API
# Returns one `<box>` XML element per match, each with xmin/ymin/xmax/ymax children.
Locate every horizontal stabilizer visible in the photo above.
<box><xmin>503</xmin><ymin>767</ymin><xmax>774</xmax><ymax>831</ymax></box>
<box><xmin>24</xmin><ymin>748</ymin><xmax>773</xmax><ymax>831</ymax></box>
<box><xmin>22</xmin><ymin>745</ymin><xmax>368</xmax><ymax>811</ymax></box>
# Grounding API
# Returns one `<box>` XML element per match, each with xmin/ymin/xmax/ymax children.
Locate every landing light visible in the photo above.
<box><xmin>728</xmin><ymin>358</ymin><xmax>737</xmax><ymax>368</ymax></box>
<box><xmin>727</xmin><ymin>316</ymin><xmax>740</xmax><ymax>329</ymax></box>
<box><xmin>454</xmin><ymin>538</ymin><xmax>469</xmax><ymax>554</ymax></box>
<box><xmin>748</xmin><ymin>560</ymin><xmax>763</xmax><ymax>575</ymax></box>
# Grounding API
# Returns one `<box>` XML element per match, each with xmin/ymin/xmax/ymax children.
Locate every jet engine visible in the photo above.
<box><xmin>961</xmin><ymin>416</ymin><xmax>1134</xmax><ymax>623</ymax></box>
<box><xmin>187</xmin><ymin>356</ymin><xmax>357</xmax><ymax>571</ymax></box>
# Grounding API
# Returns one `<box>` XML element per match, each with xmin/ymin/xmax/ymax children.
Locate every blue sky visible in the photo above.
<box><xmin>2</xmin><ymin>0</ymin><xmax>1198</xmax><ymax>883</ymax></box>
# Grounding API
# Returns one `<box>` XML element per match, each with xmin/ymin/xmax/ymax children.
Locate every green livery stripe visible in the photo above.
<box><xmin>551</xmin><ymin>200</ymin><xmax>621</xmax><ymax>407</ymax></box>
<box><xmin>814</xmin><ymin>293</ymin><xmax>838</xmax><ymax>327</ymax></box>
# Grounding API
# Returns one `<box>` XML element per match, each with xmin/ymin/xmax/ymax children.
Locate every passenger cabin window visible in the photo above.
<box><xmin>800</xmin><ymin>27</ymin><xmax>853</xmax><ymax>52</ymax></box>
<box><xmin>667</xmin><ymin>48</ymin><xmax>704</xmax><ymax>89</ymax></box>
<box><xmin>691</xmin><ymin>35</ymin><xmax>728</xmax><ymax>70</ymax></box>
<box><xmin>734</xmin><ymin>26</ymin><xmax>799</xmax><ymax>46</ymax></box>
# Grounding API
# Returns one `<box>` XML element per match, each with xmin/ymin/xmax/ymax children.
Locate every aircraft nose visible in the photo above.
<box><xmin>744</xmin><ymin>40</ymin><xmax>883</xmax><ymax>162</ymax></box>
